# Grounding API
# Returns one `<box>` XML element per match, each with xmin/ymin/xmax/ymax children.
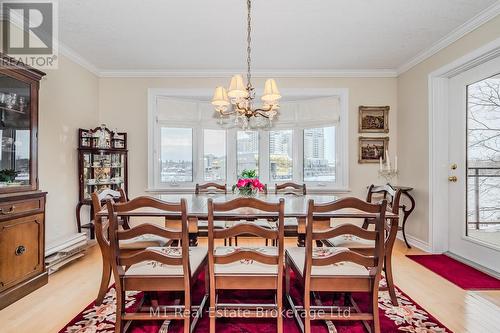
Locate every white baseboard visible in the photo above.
<box><xmin>397</xmin><ymin>231</ymin><xmax>431</xmax><ymax>252</ymax></box>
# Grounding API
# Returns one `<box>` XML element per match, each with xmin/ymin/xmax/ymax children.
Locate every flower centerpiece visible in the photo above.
<box><xmin>232</xmin><ymin>169</ymin><xmax>264</xmax><ymax>196</ymax></box>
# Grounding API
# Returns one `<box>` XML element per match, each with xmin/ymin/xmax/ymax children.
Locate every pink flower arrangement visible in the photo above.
<box><xmin>232</xmin><ymin>169</ymin><xmax>264</xmax><ymax>196</ymax></box>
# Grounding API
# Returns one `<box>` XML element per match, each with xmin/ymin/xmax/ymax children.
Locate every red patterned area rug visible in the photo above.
<box><xmin>60</xmin><ymin>272</ymin><xmax>451</xmax><ymax>333</ymax></box>
<box><xmin>407</xmin><ymin>254</ymin><xmax>500</xmax><ymax>290</ymax></box>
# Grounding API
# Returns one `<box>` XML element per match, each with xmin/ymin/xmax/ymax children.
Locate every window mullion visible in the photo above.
<box><xmin>260</xmin><ymin>131</ymin><xmax>270</xmax><ymax>185</ymax></box>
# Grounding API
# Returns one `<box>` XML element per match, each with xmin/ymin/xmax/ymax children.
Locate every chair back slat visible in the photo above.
<box><xmin>214</xmin><ymin>222</ymin><xmax>278</xmax><ymax>240</ymax></box>
<box><xmin>312</xmin><ymin>224</ymin><xmax>377</xmax><ymax>241</ymax></box>
<box><xmin>311</xmin><ymin>250</ymin><xmax>377</xmax><ymax>268</ymax></box>
<box><xmin>208</xmin><ymin>197</ymin><xmax>284</xmax><ymax>266</ymax></box>
<box><xmin>214</xmin><ymin>249</ymin><xmax>279</xmax><ymax>265</ymax></box>
<box><xmin>112</xmin><ymin>196</ymin><xmax>183</xmax><ymax>214</ymax></box>
<box><xmin>304</xmin><ymin>197</ymin><xmax>387</xmax><ymax>279</ymax></box>
<box><xmin>107</xmin><ymin>197</ymin><xmax>191</xmax><ymax>279</ymax></box>
<box><xmin>119</xmin><ymin>248</ymin><xmax>183</xmax><ymax>267</ymax></box>
<box><xmin>195</xmin><ymin>183</ymin><xmax>227</xmax><ymax>194</ymax></box>
<box><xmin>275</xmin><ymin>182</ymin><xmax>306</xmax><ymax>195</ymax></box>
<box><xmin>311</xmin><ymin>197</ymin><xmax>384</xmax><ymax>214</ymax></box>
<box><xmin>211</xmin><ymin>197</ymin><xmax>281</xmax><ymax>212</ymax></box>
<box><xmin>117</xmin><ymin>223</ymin><xmax>182</xmax><ymax>241</ymax></box>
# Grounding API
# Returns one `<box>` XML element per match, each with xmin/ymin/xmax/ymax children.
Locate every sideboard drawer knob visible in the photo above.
<box><xmin>15</xmin><ymin>245</ymin><xmax>26</xmax><ymax>256</ymax></box>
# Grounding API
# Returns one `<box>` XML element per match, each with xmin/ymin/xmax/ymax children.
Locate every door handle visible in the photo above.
<box><xmin>448</xmin><ymin>176</ymin><xmax>458</xmax><ymax>182</ymax></box>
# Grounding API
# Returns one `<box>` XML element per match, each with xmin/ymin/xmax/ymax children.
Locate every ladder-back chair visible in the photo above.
<box><xmin>286</xmin><ymin>197</ymin><xmax>387</xmax><ymax>333</ymax></box>
<box><xmin>107</xmin><ymin>197</ymin><xmax>208</xmax><ymax>333</ymax></box>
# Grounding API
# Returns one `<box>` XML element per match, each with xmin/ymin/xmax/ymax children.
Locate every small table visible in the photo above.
<box><xmin>393</xmin><ymin>186</ymin><xmax>415</xmax><ymax>248</ymax></box>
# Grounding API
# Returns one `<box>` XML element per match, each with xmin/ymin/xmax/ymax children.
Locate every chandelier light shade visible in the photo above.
<box><xmin>211</xmin><ymin>0</ymin><xmax>282</xmax><ymax>129</ymax></box>
<box><xmin>212</xmin><ymin>86</ymin><xmax>230</xmax><ymax>108</ymax></box>
<box><xmin>262</xmin><ymin>78</ymin><xmax>281</xmax><ymax>102</ymax></box>
<box><xmin>227</xmin><ymin>74</ymin><xmax>248</xmax><ymax>99</ymax></box>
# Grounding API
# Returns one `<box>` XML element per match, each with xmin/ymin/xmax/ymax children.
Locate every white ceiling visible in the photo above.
<box><xmin>58</xmin><ymin>0</ymin><xmax>499</xmax><ymax>75</ymax></box>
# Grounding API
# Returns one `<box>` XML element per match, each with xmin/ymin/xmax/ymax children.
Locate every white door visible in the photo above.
<box><xmin>448</xmin><ymin>56</ymin><xmax>500</xmax><ymax>273</ymax></box>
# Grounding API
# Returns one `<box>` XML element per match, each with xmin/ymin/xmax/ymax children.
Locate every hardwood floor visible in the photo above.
<box><xmin>0</xmin><ymin>238</ymin><xmax>499</xmax><ymax>333</ymax></box>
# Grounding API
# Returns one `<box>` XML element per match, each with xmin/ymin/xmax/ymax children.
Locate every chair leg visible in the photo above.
<box><xmin>304</xmin><ymin>291</ymin><xmax>311</xmax><ymax>333</ymax></box>
<box><xmin>210</xmin><ymin>279</ymin><xmax>216</xmax><ymax>333</ymax></box>
<box><xmin>384</xmin><ymin>254</ymin><xmax>398</xmax><ymax>306</ymax></box>
<box><xmin>234</xmin><ymin>236</ymin><xmax>238</xmax><ymax>246</ymax></box>
<box><xmin>371</xmin><ymin>289</ymin><xmax>381</xmax><ymax>333</ymax></box>
<box><xmin>183</xmin><ymin>315</ymin><xmax>190</xmax><ymax>333</ymax></box>
<box><xmin>115</xmin><ymin>288</ymin><xmax>125</xmax><ymax>333</ymax></box>
<box><xmin>96</xmin><ymin>259</ymin><xmax>111</xmax><ymax>305</ymax></box>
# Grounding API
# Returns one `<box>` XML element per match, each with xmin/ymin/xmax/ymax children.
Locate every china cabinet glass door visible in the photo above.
<box><xmin>82</xmin><ymin>151</ymin><xmax>126</xmax><ymax>200</ymax></box>
<box><xmin>0</xmin><ymin>74</ymin><xmax>32</xmax><ymax>189</ymax></box>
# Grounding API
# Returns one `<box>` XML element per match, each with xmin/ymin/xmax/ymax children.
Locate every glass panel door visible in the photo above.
<box><xmin>0</xmin><ymin>74</ymin><xmax>31</xmax><ymax>188</ymax></box>
<box><xmin>466</xmin><ymin>74</ymin><xmax>500</xmax><ymax>248</ymax></box>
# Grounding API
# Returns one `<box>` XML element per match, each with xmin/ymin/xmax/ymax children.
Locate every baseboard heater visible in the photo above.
<box><xmin>45</xmin><ymin>233</ymin><xmax>88</xmax><ymax>275</ymax></box>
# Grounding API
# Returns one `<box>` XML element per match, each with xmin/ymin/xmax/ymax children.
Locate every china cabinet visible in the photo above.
<box><xmin>0</xmin><ymin>54</ymin><xmax>47</xmax><ymax>309</ymax></box>
<box><xmin>76</xmin><ymin>126</ymin><xmax>128</xmax><ymax>238</ymax></box>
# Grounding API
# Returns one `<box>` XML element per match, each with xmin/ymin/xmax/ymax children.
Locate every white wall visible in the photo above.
<box><xmin>39</xmin><ymin>55</ymin><xmax>99</xmax><ymax>248</ymax></box>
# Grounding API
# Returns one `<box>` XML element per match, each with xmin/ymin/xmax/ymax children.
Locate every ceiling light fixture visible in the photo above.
<box><xmin>211</xmin><ymin>0</ymin><xmax>281</xmax><ymax>129</ymax></box>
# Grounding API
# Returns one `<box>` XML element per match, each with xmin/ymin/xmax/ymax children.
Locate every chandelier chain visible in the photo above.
<box><xmin>246</xmin><ymin>0</ymin><xmax>252</xmax><ymax>89</ymax></box>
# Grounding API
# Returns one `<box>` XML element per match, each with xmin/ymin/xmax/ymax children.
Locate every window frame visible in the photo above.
<box><xmin>148</xmin><ymin>88</ymin><xmax>349</xmax><ymax>193</ymax></box>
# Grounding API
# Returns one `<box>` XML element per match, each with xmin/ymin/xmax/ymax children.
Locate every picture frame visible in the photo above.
<box><xmin>358</xmin><ymin>105</ymin><xmax>389</xmax><ymax>133</ymax></box>
<box><xmin>358</xmin><ymin>136</ymin><xmax>389</xmax><ymax>163</ymax></box>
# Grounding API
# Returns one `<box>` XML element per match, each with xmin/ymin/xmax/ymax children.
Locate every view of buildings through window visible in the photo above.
<box><xmin>269</xmin><ymin>130</ymin><xmax>293</xmax><ymax>181</ymax></box>
<box><xmin>159</xmin><ymin>126</ymin><xmax>336</xmax><ymax>184</ymax></box>
<box><xmin>304</xmin><ymin>127</ymin><xmax>336</xmax><ymax>182</ymax></box>
<box><xmin>160</xmin><ymin>127</ymin><xmax>193</xmax><ymax>182</ymax></box>
<box><xmin>204</xmin><ymin>129</ymin><xmax>226</xmax><ymax>181</ymax></box>
<box><xmin>237</xmin><ymin>131</ymin><xmax>259</xmax><ymax>176</ymax></box>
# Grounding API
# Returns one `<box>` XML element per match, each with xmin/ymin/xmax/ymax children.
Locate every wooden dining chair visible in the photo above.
<box><xmin>275</xmin><ymin>182</ymin><xmax>307</xmax><ymax>195</ymax></box>
<box><xmin>275</xmin><ymin>183</ymin><xmax>307</xmax><ymax>244</ymax></box>
<box><xmin>92</xmin><ymin>188</ymin><xmax>170</xmax><ymax>305</ymax></box>
<box><xmin>286</xmin><ymin>197</ymin><xmax>387</xmax><ymax>333</ymax></box>
<box><xmin>325</xmin><ymin>185</ymin><xmax>401</xmax><ymax>305</ymax></box>
<box><xmin>195</xmin><ymin>182</ymin><xmax>227</xmax><ymax>194</ymax></box>
<box><xmin>231</xmin><ymin>182</ymin><xmax>271</xmax><ymax>246</ymax></box>
<box><xmin>193</xmin><ymin>183</ymin><xmax>229</xmax><ymax>245</ymax></box>
<box><xmin>207</xmin><ymin>197</ymin><xmax>285</xmax><ymax>333</ymax></box>
<box><xmin>107</xmin><ymin>196</ymin><xmax>208</xmax><ymax>333</ymax></box>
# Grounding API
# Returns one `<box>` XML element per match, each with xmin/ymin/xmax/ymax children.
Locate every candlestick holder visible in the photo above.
<box><xmin>378</xmin><ymin>168</ymin><xmax>399</xmax><ymax>182</ymax></box>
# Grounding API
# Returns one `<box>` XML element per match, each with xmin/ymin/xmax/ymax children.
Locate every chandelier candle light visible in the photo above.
<box><xmin>211</xmin><ymin>0</ymin><xmax>282</xmax><ymax>130</ymax></box>
<box><xmin>379</xmin><ymin>150</ymin><xmax>398</xmax><ymax>181</ymax></box>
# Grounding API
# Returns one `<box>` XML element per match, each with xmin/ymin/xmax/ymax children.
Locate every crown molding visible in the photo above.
<box><xmin>98</xmin><ymin>68</ymin><xmax>398</xmax><ymax>78</ymax></box>
<box><xmin>397</xmin><ymin>2</ymin><xmax>500</xmax><ymax>75</ymax></box>
<box><xmin>58</xmin><ymin>44</ymin><xmax>101</xmax><ymax>76</ymax></box>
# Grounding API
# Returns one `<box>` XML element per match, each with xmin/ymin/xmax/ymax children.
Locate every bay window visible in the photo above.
<box><xmin>150</xmin><ymin>94</ymin><xmax>347</xmax><ymax>192</ymax></box>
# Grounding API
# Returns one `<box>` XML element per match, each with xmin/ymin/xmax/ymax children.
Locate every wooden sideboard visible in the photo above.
<box><xmin>0</xmin><ymin>191</ymin><xmax>47</xmax><ymax>309</ymax></box>
<box><xmin>0</xmin><ymin>53</ymin><xmax>47</xmax><ymax>309</ymax></box>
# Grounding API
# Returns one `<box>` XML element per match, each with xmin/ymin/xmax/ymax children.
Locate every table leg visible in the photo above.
<box><xmin>400</xmin><ymin>191</ymin><xmax>416</xmax><ymax>249</ymax></box>
<box><xmin>297</xmin><ymin>234</ymin><xmax>305</xmax><ymax>247</ymax></box>
<box><xmin>189</xmin><ymin>233</ymin><xmax>198</xmax><ymax>247</ymax></box>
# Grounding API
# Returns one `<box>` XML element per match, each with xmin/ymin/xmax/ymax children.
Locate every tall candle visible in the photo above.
<box><xmin>395</xmin><ymin>155</ymin><xmax>398</xmax><ymax>171</ymax></box>
<box><xmin>379</xmin><ymin>157</ymin><xmax>383</xmax><ymax>171</ymax></box>
<box><xmin>385</xmin><ymin>150</ymin><xmax>391</xmax><ymax>170</ymax></box>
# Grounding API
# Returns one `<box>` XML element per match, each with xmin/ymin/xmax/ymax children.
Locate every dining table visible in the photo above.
<box><xmin>96</xmin><ymin>193</ymin><xmax>399</xmax><ymax>246</ymax></box>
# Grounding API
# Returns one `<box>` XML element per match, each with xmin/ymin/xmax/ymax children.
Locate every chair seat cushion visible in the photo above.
<box><xmin>119</xmin><ymin>235</ymin><xmax>169</xmax><ymax>250</ymax></box>
<box><xmin>326</xmin><ymin>235</ymin><xmax>375</xmax><ymax>248</ymax></box>
<box><xmin>124</xmin><ymin>246</ymin><xmax>207</xmax><ymax>277</ymax></box>
<box><xmin>286</xmin><ymin>247</ymin><xmax>370</xmax><ymax>277</ymax></box>
<box><xmin>214</xmin><ymin>246</ymin><xmax>278</xmax><ymax>276</ymax></box>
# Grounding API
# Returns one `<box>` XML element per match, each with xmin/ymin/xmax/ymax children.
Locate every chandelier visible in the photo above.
<box><xmin>211</xmin><ymin>0</ymin><xmax>281</xmax><ymax>130</ymax></box>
